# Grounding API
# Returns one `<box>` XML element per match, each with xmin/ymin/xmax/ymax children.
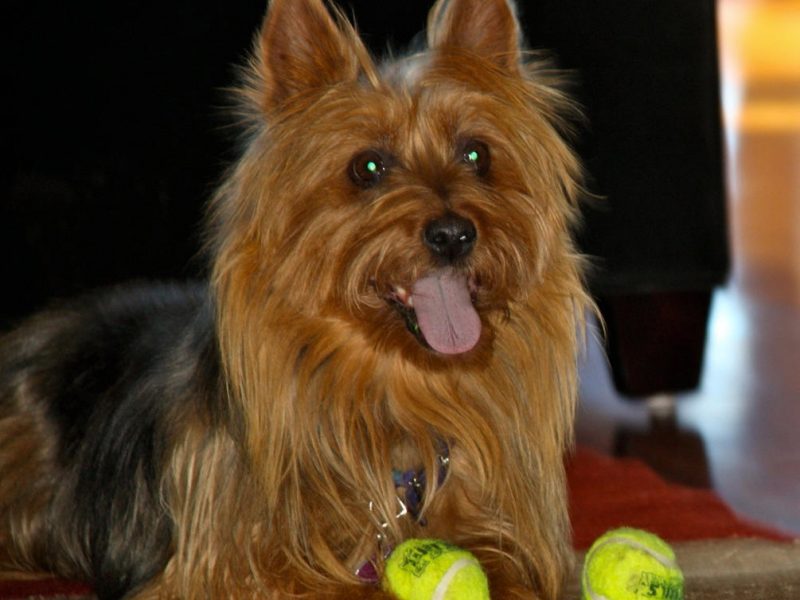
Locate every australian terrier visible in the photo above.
<box><xmin>0</xmin><ymin>0</ymin><xmax>590</xmax><ymax>598</ymax></box>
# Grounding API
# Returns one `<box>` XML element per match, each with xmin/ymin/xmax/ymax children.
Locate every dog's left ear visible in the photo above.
<box><xmin>427</xmin><ymin>0</ymin><xmax>522</xmax><ymax>72</ymax></box>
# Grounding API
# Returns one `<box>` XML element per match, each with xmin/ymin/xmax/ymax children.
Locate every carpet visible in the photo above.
<box><xmin>566</xmin><ymin>446</ymin><xmax>789</xmax><ymax>549</ymax></box>
<box><xmin>0</xmin><ymin>447</ymin><xmax>796</xmax><ymax>599</ymax></box>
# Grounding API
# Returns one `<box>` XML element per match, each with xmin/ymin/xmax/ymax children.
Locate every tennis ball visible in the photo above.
<box><xmin>382</xmin><ymin>538</ymin><xmax>490</xmax><ymax>600</ymax></box>
<box><xmin>582</xmin><ymin>528</ymin><xmax>684</xmax><ymax>600</ymax></box>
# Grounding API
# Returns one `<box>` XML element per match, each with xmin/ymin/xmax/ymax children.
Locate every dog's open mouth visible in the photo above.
<box><xmin>386</xmin><ymin>269</ymin><xmax>481</xmax><ymax>355</ymax></box>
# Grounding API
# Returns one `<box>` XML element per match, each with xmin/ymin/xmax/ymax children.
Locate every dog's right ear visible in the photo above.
<box><xmin>428</xmin><ymin>0</ymin><xmax>522</xmax><ymax>73</ymax></box>
<box><xmin>256</xmin><ymin>0</ymin><xmax>368</xmax><ymax>109</ymax></box>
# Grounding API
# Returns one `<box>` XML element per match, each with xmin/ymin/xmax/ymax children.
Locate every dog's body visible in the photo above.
<box><xmin>0</xmin><ymin>0</ymin><xmax>590</xmax><ymax>598</ymax></box>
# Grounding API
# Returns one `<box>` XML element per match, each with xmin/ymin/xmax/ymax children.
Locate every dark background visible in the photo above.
<box><xmin>2</xmin><ymin>0</ymin><xmax>728</xmax><ymax>328</ymax></box>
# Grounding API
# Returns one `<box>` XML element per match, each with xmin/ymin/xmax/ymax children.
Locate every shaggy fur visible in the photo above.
<box><xmin>0</xmin><ymin>0</ymin><xmax>590</xmax><ymax>598</ymax></box>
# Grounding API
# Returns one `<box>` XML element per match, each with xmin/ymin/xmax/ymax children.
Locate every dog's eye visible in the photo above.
<box><xmin>349</xmin><ymin>150</ymin><xmax>387</xmax><ymax>188</ymax></box>
<box><xmin>462</xmin><ymin>139</ymin><xmax>490</xmax><ymax>177</ymax></box>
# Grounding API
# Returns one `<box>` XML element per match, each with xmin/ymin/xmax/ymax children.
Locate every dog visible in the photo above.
<box><xmin>0</xmin><ymin>0</ymin><xmax>590</xmax><ymax>597</ymax></box>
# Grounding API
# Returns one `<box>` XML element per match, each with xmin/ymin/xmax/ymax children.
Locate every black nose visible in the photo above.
<box><xmin>423</xmin><ymin>213</ymin><xmax>477</xmax><ymax>263</ymax></box>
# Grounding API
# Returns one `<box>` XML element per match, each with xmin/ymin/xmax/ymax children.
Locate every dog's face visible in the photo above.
<box><xmin>214</xmin><ymin>0</ymin><xmax>581</xmax><ymax>363</ymax></box>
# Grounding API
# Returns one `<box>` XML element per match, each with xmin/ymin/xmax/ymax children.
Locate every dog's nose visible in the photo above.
<box><xmin>423</xmin><ymin>213</ymin><xmax>477</xmax><ymax>263</ymax></box>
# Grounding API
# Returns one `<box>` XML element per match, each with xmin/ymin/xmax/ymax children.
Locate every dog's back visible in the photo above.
<box><xmin>0</xmin><ymin>282</ymin><xmax>217</xmax><ymax>598</ymax></box>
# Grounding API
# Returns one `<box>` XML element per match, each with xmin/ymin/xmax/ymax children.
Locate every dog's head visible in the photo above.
<box><xmin>211</xmin><ymin>0</ymin><xmax>584</xmax><ymax>364</ymax></box>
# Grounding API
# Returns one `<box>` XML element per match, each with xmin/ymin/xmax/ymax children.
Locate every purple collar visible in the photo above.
<box><xmin>392</xmin><ymin>445</ymin><xmax>450</xmax><ymax>521</ymax></box>
<box><xmin>356</xmin><ymin>445</ymin><xmax>451</xmax><ymax>583</ymax></box>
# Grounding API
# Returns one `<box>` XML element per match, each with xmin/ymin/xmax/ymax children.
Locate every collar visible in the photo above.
<box><xmin>356</xmin><ymin>445</ymin><xmax>451</xmax><ymax>583</ymax></box>
<box><xmin>392</xmin><ymin>444</ymin><xmax>451</xmax><ymax>522</ymax></box>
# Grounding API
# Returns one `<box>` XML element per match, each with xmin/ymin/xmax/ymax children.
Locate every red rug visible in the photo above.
<box><xmin>0</xmin><ymin>447</ymin><xmax>790</xmax><ymax>599</ymax></box>
<box><xmin>0</xmin><ymin>578</ymin><xmax>90</xmax><ymax>599</ymax></box>
<box><xmin>567</xmin><ymin>446</ymin><xmax>788</xmax><ymax>549</ymax></box>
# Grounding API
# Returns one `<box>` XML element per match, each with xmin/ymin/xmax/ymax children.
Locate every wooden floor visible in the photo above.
<box><xmin>576</xmin><ymin>0</ymin><xmax>800</xmax><ymax>536</ymax></box>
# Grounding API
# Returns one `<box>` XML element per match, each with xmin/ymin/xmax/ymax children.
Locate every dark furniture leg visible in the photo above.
<box><xmin>597</xmin><ymin>290</ymin><xmax>713</xmax><ymax>397</ymax></box>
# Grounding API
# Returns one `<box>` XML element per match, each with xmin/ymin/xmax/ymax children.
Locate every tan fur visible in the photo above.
<box><xmin>202</xmin><ymin>0</ymin><xmax>589</xmax><ymax>597</ymax></box>
<box><xmin>0</xmin><ymin>1</ymin><xmax>590</xmax><ymax>598</ymax></box>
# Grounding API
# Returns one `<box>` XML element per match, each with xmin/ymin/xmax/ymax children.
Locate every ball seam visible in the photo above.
<box><xmin>432</xmin><ymin>557</ymin><xmax>479</xmax><ymax>600</ymax></box>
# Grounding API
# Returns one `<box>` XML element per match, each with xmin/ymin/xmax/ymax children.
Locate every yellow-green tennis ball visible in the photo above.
<box><xmin>582</xmin><ymin>528</ymin><xmax>684</xmax><ymax>600</ymax></box>
<box><xmin>382</xmin><ymin>538</ymin><xmax>490</xmax><ymax>600</ymax></box>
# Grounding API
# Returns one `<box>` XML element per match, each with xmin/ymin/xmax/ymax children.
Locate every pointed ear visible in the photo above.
<box><xmin>258</xmin><ymin>0</ymin><xmax>364</xmax><ymax>108</ymax></box>
<box><xmin>427</xmin><ymin>0</ymin><xmax>522</xmax><ymax>71</ymax></box>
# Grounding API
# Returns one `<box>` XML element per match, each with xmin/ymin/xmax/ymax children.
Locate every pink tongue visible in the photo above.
<box><xmin>411</xmin><ymin>270</ymin><xmax>481</xmax><ymax>355</ymax></box>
